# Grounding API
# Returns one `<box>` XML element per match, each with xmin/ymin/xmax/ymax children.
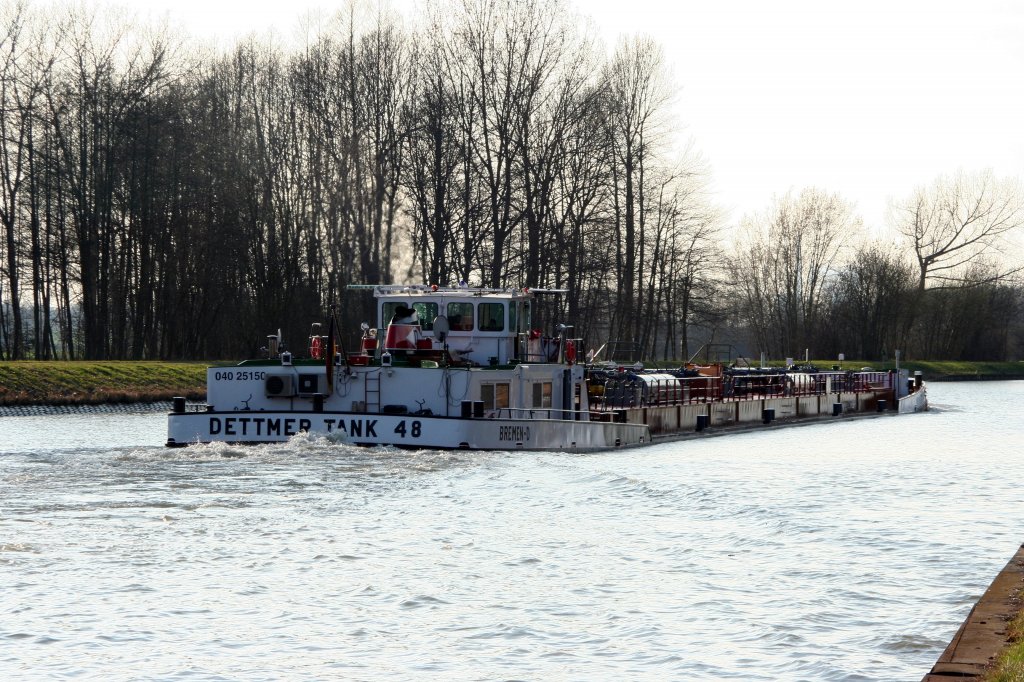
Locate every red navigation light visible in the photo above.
<box><xmin>430</xmin><ymin>284</ymin><xmax>438</xmax><ymax>292</ymax></box>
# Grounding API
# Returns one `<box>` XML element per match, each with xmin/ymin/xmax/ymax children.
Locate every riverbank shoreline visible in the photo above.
<box><xmin>0</xmin><ymin>401</ymin><xmax>176</xmax><ymax>417</ymax></box>
<box><xmin>927</xmin><ymin>374</ymin><xmax>1024</xmax><ymax>381</ymax></box>
<box><xmin>923</xmin><ymin>544</ymin><xmax>1024</xmax><ymax>681</ymax></box>
<box><xmin>0</xmin><ymin>361</ymin><xmax>206</xmax><ymax>407</ymax></box>
<box><xmin>0</xmin><ymin>359</ymin><xmax>1020</xmax><ymax>407</ymax></box>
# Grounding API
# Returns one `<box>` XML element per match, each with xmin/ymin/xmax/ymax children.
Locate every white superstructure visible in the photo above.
<box><xmin>167</xmin><ymin>284</ymin><xmax>927</xmax><ymax>450</ymax></box>
<box><xmin>168</xmin><ymin>285</ymin><xmax>650</xmax><ymax>450</ymax></box>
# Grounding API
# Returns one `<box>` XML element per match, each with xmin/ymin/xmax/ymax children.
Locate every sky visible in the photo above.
<box><xmin>114</xmin><ymin>0</ymin><xmax>1024</xmax><ymax>232</ymax></box>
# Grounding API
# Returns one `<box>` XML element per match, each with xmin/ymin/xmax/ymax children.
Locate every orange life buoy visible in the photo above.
<box><xmin>310</xmin><ymin>336</ymin><xmax>323</xmax><ymax>359</ymax></box>
<box><xmin>565</xmin><ymin>340</ymin><xmax>576</xmax><ymax>365</ymax></box>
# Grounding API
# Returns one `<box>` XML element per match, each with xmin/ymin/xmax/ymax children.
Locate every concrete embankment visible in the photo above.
<box><xmin>0</xmin><ymin>401</ymin><xmax>174</xmax><ymax>417</ymax></box>
<box><xmin>930</xmin><ymin>374</ymin><xmax>1024</xmax><ymax>382</ymax></box>
<box><xmin>923</xmin><ymin>544</ymin><xmax>1024</xmax><ymax>680</ymax></box>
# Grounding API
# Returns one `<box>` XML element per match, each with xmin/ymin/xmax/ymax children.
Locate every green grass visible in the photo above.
<box><xmin>896</xmin><ymin>360</ymin><xmax>1024</xmax><ymax>379</ymax></box>
<box><xmin>981</xmin><ymin>589</ymin><xmax>1024</xmax><ymax>682</ymax></box>
<box><xmin>0</xmin><ymin>358</ymin><xmax>1021</xmax><ymax>406</ymax></box>
<box><xmin>751</xmin><ymin>359</ymin><xmax>1024</xmax><ymax>379</ymax></box>
<box><xmin>0</xmin><ymin>361</ymin><xmax>208</xmax><ymax>405</ymax></box>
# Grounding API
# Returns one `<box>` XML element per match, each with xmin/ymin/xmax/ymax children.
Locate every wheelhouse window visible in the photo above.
<box><xmin>479</xmin><ymin>303</ymin><xmax>504</xmax><ymax>332</ymax></box>
<box><xmin>481</xmin><ymin>382</ymin><xmax>510</xmax><ymax>411</ymax></box>
<box><xmin>383</xmin><ymin>302</ymin><xmax>410</xmax><ymax>325</ymax></box>
<box><xmin>532</xmin><ymin>382</ymin><xmax>552</xmax><ymax>408</ymax></box>
<box><xmin>412</xmin><ymin>302</ymin><xmax>438</xmax><ymax>331</ymax></box>
<box><xmin>447</xmin><ymin>302</ymin><xmax>474</xmax><ymax>331</ymax></box>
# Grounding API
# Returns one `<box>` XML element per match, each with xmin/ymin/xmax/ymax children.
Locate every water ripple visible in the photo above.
<box><xmin>1</xmin><ymin>382</ymin><xmax>1022</xmax><ymax>679</ymax></box>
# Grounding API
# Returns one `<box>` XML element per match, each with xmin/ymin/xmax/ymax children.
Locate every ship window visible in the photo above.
<box><xmin>383</xmin><ymin>302</ymin><xmax>409</xmax><ymax>325</ymax></box>
<box><xmin>447</xmin><ymin>302</ymin><xmax>474</xmax><ymax>331</ymax></box>
<box><xmin>479</xmin><ymin>303</ymin><xmax>504</xmax><ymax>331</ymax></box>
<box><xmin>510</xmin><ymin>302</ymin><xmax>518</xmax><ymax>333</ymax></box>
<box><xmin>481</xmin><ymin>382</ymin><xmax>510</xmax><ymax>410</ymax></box>
<box><xmin>412</xmin><ymin>302</ymin><xmax>438</xmax><ymax>331</ymax></box>
<box><xmin>532</xmin><ymin>382</ymin><xmax>552</xmax><ymax>408</ymax></box>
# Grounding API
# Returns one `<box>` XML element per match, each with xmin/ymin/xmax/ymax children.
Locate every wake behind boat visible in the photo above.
<box><xmin>166</xmin><ymin>284</ymin><xmax>927</xmax><ymax>450</ymax></box>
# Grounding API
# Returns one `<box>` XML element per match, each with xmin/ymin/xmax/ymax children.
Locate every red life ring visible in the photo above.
<box><xmin>310</xmin><ymin>336</ymin><xmax>323</xmax><ymax>359</ymax></box>
<box><xmin>565</xmin><ymin>340</ymin><xmax>576</xmax><ymax>365</ymax></box>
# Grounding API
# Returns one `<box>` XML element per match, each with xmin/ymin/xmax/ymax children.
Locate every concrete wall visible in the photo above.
<box><xmin>643</xmin><ymin>405</ymin><xmax>679</xmax><ymax>433</ymax></box>
<box><xmin>837</xmin><ymin>392</ymin><xmax>858</xmax><ymax>413</ymax></box>
<box><xmin>857</xmin><ymin>390</ymin><xmax>895</xmax><ymax>413</ymax></box>
<box><xmin>616</xmin><ymin>388</ymin><xmax>901</xmax><ymax>436</ymax></box>
<box><xmin>737</xmin><ymin>399</ymin><xmax>764</xmax><ymax>423</ymax></box>
<box><xmin>710</xmin><ymin>402</ymin><xmax>737</xmax><ymax>426</ymax></box>
<box><xmin>797</xmin><ymin>396</ymin><xmax>819</xmax><ymax>416</ymax></box>
<box><xmin>632</xmin><ymin>404</ymin><xmax>715</xmax><ymax>434</ymax></box>
<box><xmin>680</xmin><ymin>404</ymin><xmax>709</xmax><ymax>430</ymax></box>
<box><xmin>764</xmin><ymin>397</ymin><xmax>797</xmax><ymax>419</ymax></box>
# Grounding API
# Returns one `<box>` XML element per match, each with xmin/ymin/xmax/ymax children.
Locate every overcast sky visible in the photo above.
<box><xmin>120</xmin><ymin>0</ymin><xmax>1024</xmax><ymax>232</ymax></box>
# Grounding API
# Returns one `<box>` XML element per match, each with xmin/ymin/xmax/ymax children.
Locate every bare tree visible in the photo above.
<box><xmin>732</xmin><ymin>188</ymin><xmax>859</xmax><ymax>358</ymax></box>
<box><xmin>353</xmin><ymin>13</ymin><xmax>414</xmax><ymax>284</ymax></box>
<box><xmin>891</xmin><ymin>169</ymin><xmax>1024</xmax><ymax>291</ymax></box>
<box><xmin>0</xmin><ymin>2</ymin><xmax>27</xmax><ymax>359</ymax></box>
<box><xmin>0</xmin><ymin>1</ymin><xmax>54</xmax><ymax>358</ymax></box>
<box><xmin>824</xmin><ymin>242</ymin><xmax>915</xmax><ymax>360</ymax></box>
<box><xmin>45</xmin><ymin>6</ymin><xmax>174</xmax><ymax>359</ymax></box>
<box><xmin>601</xmin><ymin>35</ymin><xmax>672</xmax><ymax>343</ymax></box>
<box><xmin>443</xmin><ymin>0</ymin><xmax>510</xmax><ymax>285</ymax></box>
<box><xmin>909</xmin><ymin>263</ymin><xmax>1020</xmax><ymax>359</ymax></box>
<box><xmin>403</xmin><ymin>26</ymin><xmax>475</xmax><ymax>286</ymax></box>
<box><xmin>12</xmin><ymin>0</ymin><xmax>965</xmax><ymax>367</ymax></box>
<box><xmin>657</xmin><ymin>167</ymin><xmax>722</xmax><ymax>360</ymax></box>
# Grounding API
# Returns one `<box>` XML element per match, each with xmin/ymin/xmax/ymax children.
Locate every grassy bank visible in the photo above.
<box><xmin>0</xmin><ymin>361</ymin><xmax>207</xmax><ymax>406</ymax></box>
<box><xmin>896</xmin><ymin>360</ymin><xmax>1024</xmax><ymax>380</ymax></box>
<box><xmin>982</xmin><ymin>600</ymin><xmax>1024</xmax><ymax>682</ymax></box>
<box><xmin>755</xmin><ymin>359</ymin><xmax>1024</xmax><ymax>380</ymax></box>
<box><xmin>0</xmin><ymin>358</ymin><xmax>1021</xmax><ymax>407</ymax></box>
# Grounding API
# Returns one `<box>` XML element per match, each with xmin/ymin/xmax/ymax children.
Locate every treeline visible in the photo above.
<box><xmin>728</xmin><ymin>184</ymin><xmax>1024</xmax><ymax>364</ymax></box>
<box><xmin>1</xmin><ymin>0</ymin><xmax>1022</xmax><ymax>363</ymax></box>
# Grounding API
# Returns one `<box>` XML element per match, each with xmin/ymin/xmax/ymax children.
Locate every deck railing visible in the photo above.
<box><xmin>591</xmin><ymin>370</ymin><xmax>895</xmax><ymax>410</ymax></box>
<box><xmin>517</xmin><ymin>334</ymin><xmax>585</xmax><ymax>364</ymax></box>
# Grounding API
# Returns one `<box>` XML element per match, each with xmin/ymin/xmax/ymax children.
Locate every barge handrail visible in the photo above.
<box><xmin>590</xmin><ymin>370</ymin><xmax>897</xmax><ymax>411</ymax></box>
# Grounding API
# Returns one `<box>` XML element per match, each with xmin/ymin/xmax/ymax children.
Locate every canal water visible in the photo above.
<box><xmin>1</xmin><ymin>382</ymin><xmax>1022</xmax><ymax>680</ymax></box>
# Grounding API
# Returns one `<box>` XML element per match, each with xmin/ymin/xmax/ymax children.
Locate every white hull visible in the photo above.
<box><xmin>168</xmin><ymin>285</ymin><xmax>923</xmax><ymax>452</ymax></box>
<box><xmin>898</xmin><ymin>382</ymin><xmax>928</xmax><ymax>414</ymax></box>
<box><xmin>167</xmin><ymin>410</ymin><xmax>651</xmax><ymax>451</ymax></box>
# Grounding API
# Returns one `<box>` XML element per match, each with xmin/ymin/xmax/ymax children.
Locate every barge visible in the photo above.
<box><xmin>166</xmin><ymin>284</ymin><xmax>928</xmax><ymax>450</ymax></box>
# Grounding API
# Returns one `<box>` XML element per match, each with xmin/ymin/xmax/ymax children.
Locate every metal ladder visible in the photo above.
<box><xmin>364</xmin><ymin>373</ymin><xmax>380</xmax><ymax>413</ymax></box>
